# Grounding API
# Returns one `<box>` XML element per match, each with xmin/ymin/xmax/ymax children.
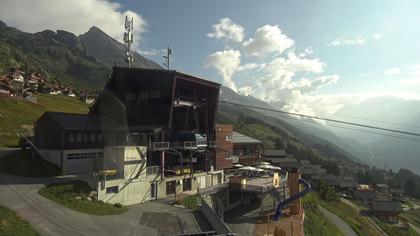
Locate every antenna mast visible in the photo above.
<box><xmin>124</xmin><ymin>16</ymin><xmax>134</xmax><ymax>67</ymax></box>
<box><xmin>163</xmin><ymin>47</ymin><xmax>172</xmax><ymax>70</ymax></box>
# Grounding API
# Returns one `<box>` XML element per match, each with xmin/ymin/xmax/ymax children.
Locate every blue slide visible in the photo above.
<box><xmin>271</xmin><ymin>178</ymin><xmax>312</xmax><ymax>221</ymax></box>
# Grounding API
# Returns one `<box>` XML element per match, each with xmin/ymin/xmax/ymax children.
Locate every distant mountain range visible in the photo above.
<box><xmin>329</xmin><ymin>97</ymin><xmax>420</xmax><ymax>174</ymax></box>
<box><xmin>7</xmin><ymin>21</ymin><xmax>412</xmax><ymax>172</ymax></box>
<box><xmin>0</xmin><ymin>20</ymin><xmax>160</xmax><ymax>90</ymax></box>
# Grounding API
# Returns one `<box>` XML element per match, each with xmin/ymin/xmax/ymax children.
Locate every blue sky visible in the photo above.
<box><xmin>2</xmin><ymin>0</ymin><xmax>420</xmax><ymax>114</ymax></box>
<box><xmin>120</xmin><ymin>1</ymin><xmax>420</xmax><ymax>102</ymax></box>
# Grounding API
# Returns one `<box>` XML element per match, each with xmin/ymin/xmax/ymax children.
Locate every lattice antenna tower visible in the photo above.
<box><xmin>124</xmin><ymin>16</ymin><xmax>134</xmax><ymax>67</ymax></box>
<box><xmin>163</xmin><ymin>47</ymin><xmax>172</xmax><ymax>70</ymax></box>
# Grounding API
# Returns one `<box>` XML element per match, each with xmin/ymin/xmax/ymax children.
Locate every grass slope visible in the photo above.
<box><xmin>303</xmin><ymin>193</ymin><xmax>344</xmax><ymax>236</ymax></box>
<box><xmin>39</xmin><ymin>181</ymin><xmax>128</xmax><ymax>215</ymax></box>
<box><xmin>320</xmin><ymin>199</ymin><xmax>381</xmax><ymax>236</ymax></box>
<box><xmin>0</xmin><ymin>205</ymin><xmax>39</xmax><ymax>236</ymax></box>
<box><xmin>402</xmin><ymin>208</ymin><xmax>420</xmax><ymax>230</ymax></box>
<box><xmin>0</xmin><ymin>94</ymin><xmax>88</xmax><ymax>147</ymax></box>
<box><xmin>0</xmin><ymin>150</ymin><xmax>60</xmax><ymax>177</ymax></box>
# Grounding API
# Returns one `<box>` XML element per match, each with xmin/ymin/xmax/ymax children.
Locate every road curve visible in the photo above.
<box><xmin>0</xmin><ymin>151</ymin><xmax>201</xmax><ymax>236</ymax></box>
<box><xmin>319</xmin><ymin>206</ymin><xmax>358</xmax><ymax>236</ymax></box>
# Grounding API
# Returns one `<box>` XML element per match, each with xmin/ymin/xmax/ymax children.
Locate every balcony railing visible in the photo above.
<box><xmin>146</xmin><ymin>166</ymin><xmax>160</xmax><ymax>176</ymax></box>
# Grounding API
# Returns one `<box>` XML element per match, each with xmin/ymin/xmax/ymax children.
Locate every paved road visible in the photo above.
<box><xmin>409</xmin><ymin>223</ymin><xmax>420</xmax><ymax>234</ymax></box>
<box><xmin>341</xmin><ymin>198</ymin><xmax>388</xmax><ymax>236</ymax></box>
<box><xmin>319</xmin><ymin>206</ymin><xmax>357</xmax><ymax>236</ymax></box>
<box><xmin>0</xmin><ymin>151</ymin><xmax>203</xmax><ymax>236</ymax></box>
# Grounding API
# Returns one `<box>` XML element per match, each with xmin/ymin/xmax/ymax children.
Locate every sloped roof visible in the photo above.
<box><xmin>264</xmin><ymin>149</ymin><xmax>287</xmax><ymax>157</ymax></box>
<box><xmin>42</xmin><ymin>112</ymin><xmax>118</xmax><ymax>131</ymax></box>
<box><xmin>389</xmin><ymin>188</ymin><xmax>404</xmax><ymax>194</ymax></box>
<box><xmin>353</xmin><ymin>189</ymin><xmax>377</xmax><ymax>199</ymax></box>
<box><xmin>232</xmin><ymin>132</ymin><xmax>262</xmax><ymax>144</ymax></box>
<box><xmin>268</xmin><ymin>157</ymin><xmax>299</xmax><ymax>168</ymax></box>
<box><xmin>371</xmin><ymin>200</ymin><xmax>403</xmax><ymax>213</ymax></box>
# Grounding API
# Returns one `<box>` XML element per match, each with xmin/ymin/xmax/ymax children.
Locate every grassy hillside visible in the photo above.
<box><xmin>0</xmin><ymin>205</ymin><xmax>39</xmax><ymax>236</ymax></box>
<box><xmin>303</xmin><ymin>193</ymin><xmax>344</xmax><ymax>236</ymax></box>
<box><xmin>0</xmin><ymin>94</ymin><xmax>88</xmax><ymax>147</ymax></box>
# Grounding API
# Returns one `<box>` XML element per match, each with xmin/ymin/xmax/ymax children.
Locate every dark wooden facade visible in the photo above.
<box><xmin>34</xmin><ymin>112</ymin><xmax>105</xmax><ymax>150</ymax></box>
<box><xmin>214</xmin><ymin>124</ymin><xmax>233</xmax><ymax>170</ymax></box>
<box><xmin>90</xmin><ymin>67</ymin><xmax>220</xmax><ymax>142</ymax></box>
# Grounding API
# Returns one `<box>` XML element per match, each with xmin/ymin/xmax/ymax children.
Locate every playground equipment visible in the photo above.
<box><xmin>271</xmin><ymin>178</ymin><xmax>311</xmax><ymax>221</ymax></box>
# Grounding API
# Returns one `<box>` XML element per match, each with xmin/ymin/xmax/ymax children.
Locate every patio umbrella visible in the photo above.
<box><xmin>233</xmin><ymin>164</ymin><xmax>244</xmax><ymax>168</ymax></box>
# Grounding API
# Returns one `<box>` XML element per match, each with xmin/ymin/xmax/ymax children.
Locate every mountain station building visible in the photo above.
<box><xmin>34</xmin><ymin>67</ymin><xmax>226</xmax><ymax>205</ymax></box>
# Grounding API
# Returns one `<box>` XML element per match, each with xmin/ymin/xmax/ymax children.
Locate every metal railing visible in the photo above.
<box><xmin>146</xmin><ymin>166</ymin><xmax>160</xmax><ymax>176</ymax></box>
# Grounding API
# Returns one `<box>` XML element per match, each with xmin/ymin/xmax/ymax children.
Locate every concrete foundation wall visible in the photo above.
<box><xmin>97</xmin><ymin>146</ymin><xmax>158</xmax><ymax>205</ymax></box>
<box><xmin>38</xmin><ymin>148</ymin><xmax>103</xmax><ymax>175</ymax></box>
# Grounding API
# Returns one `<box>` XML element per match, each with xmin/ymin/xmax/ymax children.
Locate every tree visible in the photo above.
<box><xmin>273</xmin><ymin>137</ymin><xmax>284</xmax><ymax>149</ymax></box>
<box><xmin>286</xmin><ymin>142</ymin><xmax>298</xmax><ymax>155</ymax></box>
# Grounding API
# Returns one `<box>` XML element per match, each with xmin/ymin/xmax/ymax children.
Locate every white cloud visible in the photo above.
<box><xmin>204</xmin><ymin>49</ymin><xmax>241</xmax><ymax>91</ymax></box>
<box><xmin>395</xmin><ymin>64</ymin><xmax>420</xmax><ymax>85</ymax></box>
<box><xmin>384</xmin><ymin>68</ymin><xmax>402</xmax><ymax>76</ymax></box>
<box><xmin>243</xmin><ymin>25</ymin><xmax>294</xmax><ymax>57</ymax></box>
<box><xmin>372</xmin><ymin>34</ymin><xmax>383</xmax><ymax>40</ymax></box>
<box><xmin>0</xmin><ymin>0</ymin><xmax>146</xmax><ymax>48</ymax></box>
<box><xmin>288</xmin><ymin>75</ymin><xmax>339</xmax><ymax>93</ymax></box>
<box><xmin>329</xmin><ymin>36</ymin><xmax>367</xmax><ymax>47</ymax></box>
<box><xmin>207</xmin><ymin>18</ymin><xmax>244</xmax><ymax>43</ymax></box>
<box><xmin>205</xmin><ymin>23</ymin><xmax>339</xmax><ymax>116</ymax></box>
<box><xmin>237</xmin><ymin>86</ymin><xmax>253</xmax><ymax>96</ymax></box>
<box><xmin>139</xmin><ymin>49</ymin><xmax>166</xmax><ymax>56</ymax></box>
<box><xmin>304</xmin><ymin>47</ymin><xmax>314</xmax><ymax>55</ymax></box>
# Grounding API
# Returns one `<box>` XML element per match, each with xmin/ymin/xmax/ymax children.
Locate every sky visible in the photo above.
<box><xmin>1</xmin><ymin>0</ymin><xmax>420</xmax><ymax>115</ymax></box>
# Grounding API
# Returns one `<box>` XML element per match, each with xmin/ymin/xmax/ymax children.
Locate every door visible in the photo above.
<box><xmin>197</xmin><ymin>176</ymin><xmax>206</xmax><ymax>189</ymax></box>
<box><xmin>166</xmin><ymin>181</ymin><xmax>176</xmax><ymax>195</ymax></box>
<box><xmin>150</xmin><ymin>182</ymin><xmax>157</xmax><ymax>199</ymax></box>
<box><xmin>183</xmin><ymin>178</ymin><xmax>192</xmax><ymax>192</ymax></box>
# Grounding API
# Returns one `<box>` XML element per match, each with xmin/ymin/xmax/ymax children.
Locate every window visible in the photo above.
<box><xmin>149</xmin><ymin>90</ymin><xmax>161</xmax><ymax>99</ymax></box>
<box><xmin>225</xmin><ymin>135</ymin><xmax>232</xmax><ymax>141</ymax></box>
<box><xmin>97</xmin><ymin>152</ymin><xmax>103</xmax><ymax>159</ymax></box>
<box><xmin>90</xmin><ymin>133</ymin><xmax>96</xmax><ymax>142</ymax></box>
<box><xmin>106</xmin><ymin>186</ymin><xmax>119</xmax><ymax>194</ymax></box>
<box><xmin>68</xmin><ymin>133</ymin><xmax>75</xmax><ymax>142</ymax></box>
<box><xmin>83</xmin><ymin>134</ymin><xmax>89</xmax><ymax>142</ymax></box>
<box><xmin>67</xmin><ymin>152</ymin><xmax>96</xmax><ymax>160</ymax></box>
<box><xmin>125</xmin><ymin>92</ymin><xmax>136</xmax><ymax>101</ymax></box>
<box><xmin>97</xmin><ymin>134</ymin><xmax>103</xmax><ymax>142</ymax></box>
<box><xmin>76</xmin><ymin>134</ymin><xmax>82</xmax><ymax>142</ymax></box>
<box><xmin>137</xmin><ymin>91</ymin><xmax>148</xmax><ymax>100</ymax></box>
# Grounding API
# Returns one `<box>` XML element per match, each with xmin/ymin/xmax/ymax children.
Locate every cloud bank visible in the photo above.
<box><xmin>205</xmin><ymin>18</ymin><xmax>339</xmax><ymax>115</ymax></box>
<box><xmin>0</xmin><ymin>0</ymin><xmax>146</xmax><ymax>48</ymax></box>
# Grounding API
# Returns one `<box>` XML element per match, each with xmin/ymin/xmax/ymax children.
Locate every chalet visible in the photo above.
<box><xmin>389</xmin><ymin>188</ymin><xmax>404</xmax><ymax>201</ymax></box>
<box><xmin>352</xmin><ymin>189</ymin><xmax>377</xmax><ymax>206</ymax></box>
<box><xmin>232</xmin><ymin>132</ymin><xmax>263</xmax><ymax>165</ymax></box>
<box><xmin>370</xmin><ymin>200</ymin><xmax>403</xmax><ymax>223</ymax></box>
<box><xmin>35</xmin><ymin>67</ymin><xmax>224</xmax><ymax>205</ymax></box>
<box><xmin>300</xmin><ymin>160</ymin><xmax>324</xmax><ymax>175</ymax></box>
<box><xmin>270</xmin><ymin>157</ymin><xmax>299</xmax><ymax>171</ymax></box>
<box><xmin>264</xmin><ymin>149</ymin><xmax>288</xmax><ymax>159</ymax></box>
<box><xmin>263</xmin><ymin>149</ymin><xmax>299</xmax><ymax>171</ymax></box>
<box><xmin>374</xmin><ymin>183</ymin><xmax>391</xmax><ymax>200</ymax></box>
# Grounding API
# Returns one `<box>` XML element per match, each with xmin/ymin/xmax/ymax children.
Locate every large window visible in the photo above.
<box><xmin>68</xmin><ymin>133</ymin><xmax>75</xmax><ymax>142</ymax></box>
<box><xmin>76</xmin><ymin>134</ymin><xmax>82</xmax><ymax>142</ymax></box>
<box><xmin>97</xmin><ymin>134</ymin><xmax>103</xmax><ymax>142</ymax></box>
<box><xmin>125</xmin><ymin>92</ymin><xmax>136</xmax><ymax>101</ymax></box>
<box><xmin>90</xmin><ymin>133</ymin><xmax>96</xmax><ymax>142</ymax></box>
<box><xmin>106</xmin><ymin>186</ymin><xmax>119</xmax><ymax>194</ymax></box>
<box><xmin>83</xmin><ymin>133</ymin><xmax>89</xmax><ymax>142</ymax></box>
<box><xmin>67</xmin><ymin>152</ymin><xmax>96</xmax><ymax>160</ymax></box>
